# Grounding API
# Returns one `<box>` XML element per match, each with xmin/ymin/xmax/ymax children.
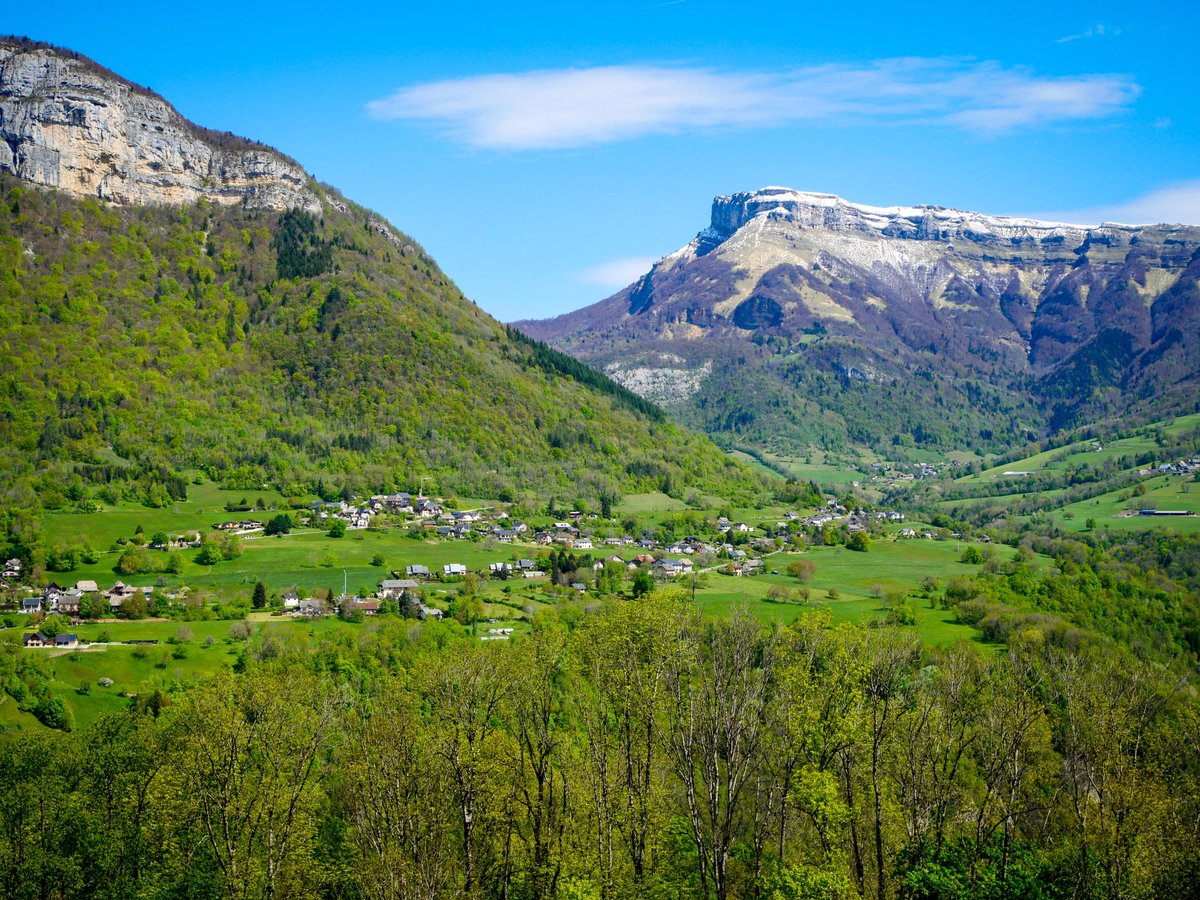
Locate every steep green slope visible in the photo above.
<box><xmin>0</xmin><ymin>175</ymin><xmax>769</xmax><ymax>512</ymax></box>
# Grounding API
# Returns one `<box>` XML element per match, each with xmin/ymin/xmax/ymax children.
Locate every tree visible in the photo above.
<box><xmin>194</xmin><ymin>542</ymin><xmax>222</xmax><ymax>566</ymax></box>
<box><xmin>327</xmin><ymin>518</ymin><xmax>346</xmax><ymax>538</ymax></box>
<box><xmin>165</xmin><ymin>551</ymin><xmax>185</xmax><ymax>574</ymax></box>
<box><xmin>573</xmin><ymin>596</ymin><xmax>688</xmax><ymax>892</ymax></box>
<box><xmin>264</xmin><ymin>514</ymin><xmax>293</xmax><ymax>536</ymax></box>
<box><xmin>631</xmin><ymin>569</ymin><xmax>654</xmax><ymax>598</ymax></box>
<box><xmin>221</xmin><ymin>533</ymin><xmax>244</xmax><ymax>559</ymax></box>
<box><xmin>164</xmin><ymin>670</ymin><xmax>338</xmax><ymax>899</ymax></box>
<box><xmin>340</xmin><ymin>680</ymin><xmax>457</xmax><ymax>898</ymax></box>
<box><xmin>33</xmin><ymin>696</ymin><xmax>72</xmax><ymax>731</ymax></box>
<box><xmin>788</xmin><ymin>559</ymin><xmax>816</xmax><ymax>582</ymax></box>
<box><xmin>370</xmin><ymin>552</ymin><xmax>385</xmax><ymax>567</ymax></box>
<box><xmin>117</xmin><ymin>546</ymin><xmax>150</xmax><ymax>574</ymax></box>
<box><xmin>847</xmin><ymin>531</ymin><xmax>871</xmax><ymax>553</ymax></box>
<box><xmin>665</xmin><ymin>607</ymin><xmax>776</xmax><ymax>900</ymax></box>
<box><xmin>38</xmin><ymin>613</ymin><xmax>70</xmax><ymax>637</ymax></box>
<box><xmin>767</xmin><ymin>584</ymin><xmax>793</xmax><ymax>603</ymax></box>
<box><xmin>421</xmin><ymin>644</ymin><xmax>513</xmax><ymax>896</ymax></box>
<box><xmin>252</xmin><ymin>581</ymin><xmax>267</xmax><ymax>609</ymax></box>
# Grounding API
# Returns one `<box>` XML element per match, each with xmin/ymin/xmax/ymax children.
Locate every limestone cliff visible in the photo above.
<box><xmin>519</xmin><ymin>186</ymin><xmax>1200</xmax><ymax>454</ymax></box>
<box><xmin>0</xmin><ymin>37</ymin><xmax>320</xmax><ymax>213</ymax></box>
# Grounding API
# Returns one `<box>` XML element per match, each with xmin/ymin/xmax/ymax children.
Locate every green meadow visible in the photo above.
<box><xmin>1049</xmin><ymin>474</ymin><xmax>1200</xmax><ymax>533</ymax></box>
<box><xmin>685</xmin><ymin>536</ymin><xmax>1003</xmax><ymax>646</ymax></box>
<box><xmin>959</xmin><ymin>413</ymin><xmax>1200</xmax><ymax>484</ymax></box>
<box><xmin>42</xmin><ymin>480</ymin><xmax>297</xmax><ymax>549</ymax></box>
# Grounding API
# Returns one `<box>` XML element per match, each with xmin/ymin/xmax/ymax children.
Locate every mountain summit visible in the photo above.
<box><xmin>0</xmin><ymin>36</ymin><xmax>319</xmax><ymax>212</ymax></box>
<box><xmin>518</xmin><ymin>186</ymin><xmax>1200</xmax><ymax>456</ymax></box>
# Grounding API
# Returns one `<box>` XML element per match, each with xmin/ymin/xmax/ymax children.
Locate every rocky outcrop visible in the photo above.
<box><xmin>706</xmin><ymin>187</ymin><xmax>1172</xmax><ymax>259</ymax></box>
<box><xmin>0</xmin><ymin>38</ymin><xmax>320</xmax><ymax>212</ymax></box>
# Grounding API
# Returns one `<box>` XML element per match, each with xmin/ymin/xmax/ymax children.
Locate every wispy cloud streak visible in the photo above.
<box><xmin>575</xmin><ymin>256</ymin><xmax>659</xmax><ymax>291</ymax></box>
<box><xmin>1028</xmin><ymin>180</ymin><xmax>1200</xmax><ymax>226</ymax></box>
<box><xmin>367</xmin><ymin>59</ymin><xmax>1140</xmax><ymax>150</ymax></box>
<box><xmin>1056</xmin><ymin>23</ymin><xmax>1120</xmax><ymax>44</ymax></box>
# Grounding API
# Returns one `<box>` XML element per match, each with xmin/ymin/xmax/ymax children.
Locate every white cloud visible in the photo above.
<box><xmin>366</xmin><ymin>59</ymin><xmax>1139</xmax><ymax>150</ymax></box>
<box><xmin>1056</xmin><ymin>23</ymin><xmax>1120</xmax><ymax>44</ymax></box>
<box><xmin>1025</xmin><ymin>180</ymin><xmax>1200</xmax><ymax>226</ymax></box>
<box><xmin>575</xmin><ymin>255</ymin><xmax>659</xmax><ymax>291</ymax></box>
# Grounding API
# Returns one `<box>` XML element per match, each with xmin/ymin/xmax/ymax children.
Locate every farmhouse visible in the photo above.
<box><xmin>23</xmin><ymin>632</ymin><xmax>78</xmax><ymax>649</ymax></box>
<box><xmin>379</xmin><ymin>579</ymin><xmax>420</xmax><ymax>598</ymax></box>
<box><xmin>293</xmin><ymin>599</ymin><xmax>327</xmax><ymax>618</ymax></box>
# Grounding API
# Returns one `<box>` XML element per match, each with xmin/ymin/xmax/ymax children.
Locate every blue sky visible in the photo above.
<box><xmin>10</xmin><ymin>2</ymin><xmax>1200</xmax><ymax>321</ymax></box>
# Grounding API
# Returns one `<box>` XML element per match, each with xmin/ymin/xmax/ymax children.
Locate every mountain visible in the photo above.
<box><xmin>518</xmin><ymin>187</ymin><xmax>1200</xmax><ymax>458</ymax></box>
<box><xmin>0</xmin><ymin>37</ymin><xmax>768</xmax><ymax>513</ymax></box>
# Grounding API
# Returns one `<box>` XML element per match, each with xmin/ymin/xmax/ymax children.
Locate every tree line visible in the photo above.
<box><xmin>1</xmin><ymin>595</ymin><xmax>1197</xmax><ymax>899</ymax></box>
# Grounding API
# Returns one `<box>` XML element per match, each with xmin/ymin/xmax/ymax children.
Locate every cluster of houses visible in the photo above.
<box><xmin>787</xmin><ymin>502</ymin><xmax>904</xmax><ymax>535</ymax></box>
<box><xmin>14</xmin><ymin>580</ymin><xmax>155</xmax><ymax>617</ymax></box>
<box><xmin>865</xmin><ymin>461</ymin><xmax>949</xmax><ymax>488</ymax></box>
<box><xmin>1138</xmin><ymin>456</ymin><xmax>1200</xmax><ymax>479</ymax></box>
<box><xmin>212</xmin><ymin>519</ymin><xmax>265</xmax><ymax>534</ymax></box>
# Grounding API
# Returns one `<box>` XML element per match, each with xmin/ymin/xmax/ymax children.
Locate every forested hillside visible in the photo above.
<box><xmin>0</xmin><ymin>175</ymin><xmax>768</xmax><ymax>520</ymax></box>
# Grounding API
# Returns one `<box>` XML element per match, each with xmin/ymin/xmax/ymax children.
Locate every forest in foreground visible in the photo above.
<box><xmin>2</xmin><ymin>594</ymin><xmax>1197</xmax><ymax>900</ymax></box>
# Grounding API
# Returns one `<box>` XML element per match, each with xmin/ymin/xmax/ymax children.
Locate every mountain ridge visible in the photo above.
<box><xmin>518</xmin><ymin>186</ymin><xmax>1200</xmax><ymax>456</ymax></box>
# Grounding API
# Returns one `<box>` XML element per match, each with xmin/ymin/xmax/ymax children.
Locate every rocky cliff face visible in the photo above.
<box><xmin>0</xmin><ymin>38</ymin><xmax>320</xmax><ymax>213</ymax></box>
<box><xmin>519</xmin><ymin>187</ymin><xmax>1200</xmax><ymax>455</ymax></box>
<box><xmin>706</xmin><ymin>187</ymin><xmax>1118</xmax><ymax>249</ymax></box>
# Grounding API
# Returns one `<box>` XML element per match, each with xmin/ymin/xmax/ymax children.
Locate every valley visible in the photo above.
<box><xmin>1</xmin><ymin>33</ymin><xmax>1199</xmax><ymax>900</ymax></box>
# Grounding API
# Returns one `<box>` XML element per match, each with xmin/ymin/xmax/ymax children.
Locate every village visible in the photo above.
<box><xmin>2</xmin><ymin>490</ymin><xmax>916</xmax><ymax>647</ymax></box>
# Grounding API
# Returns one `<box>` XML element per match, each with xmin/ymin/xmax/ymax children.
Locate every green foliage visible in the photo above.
<box><xmin>265</xmin><ymin>514</ymin><xmax>294</xmax><ymax>536</ymax></box>
<box><xmin>846</xmin><ymin>530</ymin><xmax>871</xmax><ymax>552</ymax></box>
<box><xmin>327</xmin><ymin>518</ymin><xmax>346</xmax><ymax>538</ymax></box>
<box><xmin>194</xmin><ymin>542</ymin><xmax>222</xmax><ymax>566</ymax></box>
<box><xmin>788</xmin><ymin>558</ymin><xmax>816</xmax><ymax>582</ymax></box>
<box><xmin>32</xmin><ymin>696</ymin><xmax>72</xmax><ymax>731</ymax></box>
<box><xmin>505</xmin><ymin>325</ymin><xmax>664</xmax><ymax>421</ymax></box>
<box><xmin>631</xmin><ymin>568</ymin><xmax>654</xmax><ymax>597</ymax></box>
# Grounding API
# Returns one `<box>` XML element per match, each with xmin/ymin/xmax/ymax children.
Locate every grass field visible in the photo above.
<box><xmin>959</xmin><ymin>413</ymin><xmax>1200</xmax><ymax>485</ymax></box>
<box><xmin>43</xmin><ymin>480</ymin><xmax>299</xmax><ymax>549</ymax></box>
<box><xmin>616</xmin><ymin>492</ymin><xmax>692</xmax><ymax>514</ymax></box>
<box><xmin>1047</xmin><ymin>474</ymin><xmax>1200</xmax><ymax>533</ymax></box>
<box><xmin>690</xmin><ymin>537</ymin><xmax>1002</xmax><ymax>646</ymax></box>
